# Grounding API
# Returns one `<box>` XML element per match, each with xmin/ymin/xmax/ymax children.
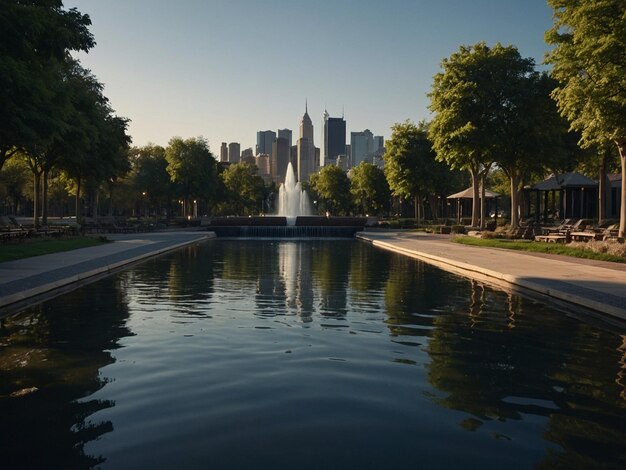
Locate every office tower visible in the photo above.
<box><xmin>220</xmin><ymin>142</ymin><xmax>228</xmax><ymax>163</ymax></box>
<box><xmin>271</xmin><ymin>137</ymin><xmax>290</xmax><ymax>184</ymax></box>
<box><xmin>321</xmin><ymin>110</ymin><xmax>346</xmax><ymax>167</ymax></box>
<box><xmin>242</xmin><ymin>147</ymin><xmax>254</xmax><ymax>160</ymax></box>
<box><xmin>228</xmin><ymin>142</ymin><xmax>241</xmax><ymax>163</ymax></box>
<box><xmin>350</xmin><ymin>130</ymin><xmax>374</xmax><ymax>167</ymax></box>
<box><xmin>297</xmin><ymin>102</ymin><xmax>316</xmax><ymax>182</ymax></box>
<box><xmin>372</xmin><ymin>136</ymin><xmax>385</xmax><ymax>168</ymax></box>
<box><xmin>277</xmin><ymin>129</ymin><xmax>292</xmax><ymax>149</ymax></box>
<box><xmin>256</xmin><ymin>154</ymin><xmax>270</xmax><ymax>182</ymax></box>
<box><xmin>290</xmin><ymin>145</ymin><xmax>298</xmax><ymax>175</ymax></box>
<box><xmin>256</xmin><ymin>130</ymin><xmax>276</xmax><ymax>155</ymax></box>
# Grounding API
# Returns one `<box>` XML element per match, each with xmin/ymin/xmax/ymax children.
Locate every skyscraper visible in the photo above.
<box><xmin>271</xmin><ymin>137</ymin><xmax>290</xmax><ymax>183</ymax></box>
<box><xmin>256</xmin><ymin>130</ymin><xmax>276</xmax><ymax>155</ymax></box>
<box><xmin>228</xmin><ymin>142</ymin><xmax>241</xmax><ymax>163</ymax></box>
<box><xmin>321</xmin><ymin>109</ymin><xmax>346</xmax><ymax>167</ymax></box>
<box><xmin>297</xmin><ymin>102</ymin><xmax>316</xmax><ymax>182</ymax></box>
<box><xmin>350</xmin><ymin>130</ymin><xmax>374</xmax><ymax>167</ymax></box>
<box><xmin>220</xmin><ymin>142</ymin><xmax>228</xmax><ymax>163</ymax></box>
<box><xmin>277</xmin><ymin>129</ymin><xmax>292</xmax><ymax>148</ymax></box>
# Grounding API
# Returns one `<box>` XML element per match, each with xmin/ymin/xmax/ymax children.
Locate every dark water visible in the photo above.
<box><xmin>1</xmin><ymin>240</ymin><xmax>625</xmax><ymax>469</ymax></box>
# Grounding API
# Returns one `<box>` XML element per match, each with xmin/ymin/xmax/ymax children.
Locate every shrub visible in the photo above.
<box><xmin>451</xmin><ymin>225</ymin><xmax>465</xmax><ymax>234</ymax></box>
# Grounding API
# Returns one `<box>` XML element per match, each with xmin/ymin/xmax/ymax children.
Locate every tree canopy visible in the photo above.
<box><xmin>221</xmin><ymin>162</ymin><xmax>265</xmax><ymax>216</ymax></box>
<box><xmin>349</xmin><ymin>162</ymin><xmax>390</xmax><ymax>216</ymax></box>
<box><xmin>545</xmin><ymin>0</ymin><xmax>626</xmax><ymax>236</ymax></box>
<box><xmin>309</xmin><ymin>165</ymin><xmax>352</xmax><ymax>215</ymax></box>
<box><xmin>384</xmin><ymin>121</ymin><xmax>444</xmax><ymax>224</ymax></box>
<box><xmin>165</xmin><ymin>137</ymin><xmax>218</xmax><ymax>216</ymax></box>
<box><xmin>0</xmin><ymin>0</ymin><xmax>95</xmax><ymax>170</ymax></box>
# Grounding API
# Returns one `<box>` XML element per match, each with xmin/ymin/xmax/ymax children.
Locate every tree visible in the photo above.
<box><xmin>428</xmin><ymin>42</ymin><xmax>560</xmax><ymax>228</ymax></box>
<box><xmin>131</xmin><ymin>145</ymin><xmax>173</xmax><ymax>218</ymax></box>
<box><xmin>349</xmin><ymin>162</ymin><xmax>390</xmax><ymax>216</ymax></box>
<box><xmin>0</xmin><ymin>0</ymin><xmax>94</xmax><ymax>171</ymax></box>
<box><xmin>545</xmin><ymin>0</ymin><xmax>626</xmax><ymax>237</ymax></box>
<box><xmin>221</xmin><ymin>162</ymin><xmax>265</xmax><ymax>215</ymax></box>
<box><xmin>309</xmin><ymin>165</ymin><xmax>351</xmax><ymax>215</ymax></box>
<box><xmin>165</xmin><ymin>137</ymin><xmax>218</xmax><ymax>217</ymax></box>
<box><xmin>384</xmin><ymin>121</ymin><xmax>444</xmax><ymax>225</ymax></box>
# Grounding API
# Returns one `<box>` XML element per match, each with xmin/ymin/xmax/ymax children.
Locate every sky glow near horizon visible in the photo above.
<box><xmin>65</xmin><ymin>0</ymin><xmax>554</xmax><ymax>153</ymax></box>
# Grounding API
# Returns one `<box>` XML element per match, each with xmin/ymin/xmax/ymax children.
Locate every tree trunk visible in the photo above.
<box><xmin>470</xmin><ymin>169</ymin><xmax>479</xmax><ymax>227</ymax></box>
<box><xmin>42</xmin><ymin>168</ymin><xmax>49</xmax><ymax>226</ymax></box>
<box><xmin>617</xmin><ymin>140</ymin><xmax>626</xmax><ymax>238</ymax></box>
<box><xmin>33</xmin><ymin>172</ymin><xmax>41</xmax><ymax>228</ymax></box>
<box><xmin>479</xmin><ymin>175</ymin><xmax>486</xmax><ymax>229</ymax></box>
<box><xmin>598</xmin><ymin>153</ymin><xmax>607</xmax><ymax>224</ymax></box>
<box><xmin>414</xmin><ymin>194</ymin><xmax>420</xmax><ymax>226</ymax></box>
<box><xmin>510</xmin><ymin>173</ymin><xmax>520</xmax><ymax>229</ymax></box>
<box><xmin>75</xmin><ymin>177</ymin><xmax>82</xmax><ymax>225</ymax></box>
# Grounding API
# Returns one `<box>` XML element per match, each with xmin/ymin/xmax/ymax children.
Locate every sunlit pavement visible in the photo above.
<box><xmin>358</xmin><ymin>231</ymin><xmax>626</xmax><ymax>321</ymax></box>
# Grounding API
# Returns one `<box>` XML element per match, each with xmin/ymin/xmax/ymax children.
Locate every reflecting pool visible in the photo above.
<box><xmin>1</xmin><ymin>240</ymin><xmax>625</xmax><ymax>469</ymax></box>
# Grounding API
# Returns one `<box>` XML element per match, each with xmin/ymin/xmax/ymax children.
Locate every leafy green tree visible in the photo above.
<box><xmin>429</xmin><ymin>43</ymin><xmax>561</xmax><ymax>228</ymax></box>
<box><xmin>0</xmin><ymin>157</ymin><xmax>30</xmax><ymax>214</ymax></box>
<box><xmin>349</xmin><ymin>162</ymin><xmax>390</xmax><ymax>216</ymax></box>
<box><xmin>131</xmin><ymin>145</ymin><xmax>173</xmax><ymax>218</ymax></box>
<box><xmin>0</xmin><ymin>0</ymin><xmax>94</xmax><ymax>171</ymax></box>
<box><xmin>221</xmin><ymin>162</ymin><xmax>265</xmax><ymax>215</ymax></box>
<box><xmin>545</xmin><ymin>0</ymin><xmax>626</xmax><ymax>236</ymax></box>
<box><xmin>165</xmin><ymin>137</ymin><xmax>218</xmax><ymax>217</ymax></box>
<box><xmin>384</xmin><ymin>121</ymin><xmax>444</xmax><ymax>225</ymax></box>
<box><xmin>309</xmin><ymin>165</ymin><xmax>351</xmax><ymax>215</ymax></box>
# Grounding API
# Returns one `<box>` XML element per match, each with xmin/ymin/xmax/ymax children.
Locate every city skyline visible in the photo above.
<box><xmin>65</xmin><ymin>0</ymin><xmax>554</xmax><ymax>152</ymax></box>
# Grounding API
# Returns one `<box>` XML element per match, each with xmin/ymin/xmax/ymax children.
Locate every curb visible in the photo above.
<box><xmin>357</xmin><ymin>234</ymin><xmax>626</xmax><ymax>321</ymax></box>
<box><xmin>0</xmin><ymin>233</ymin><xmax>214</xmax><ymax>315</ymax></box>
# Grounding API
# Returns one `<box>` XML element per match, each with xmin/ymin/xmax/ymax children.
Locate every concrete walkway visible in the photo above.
<box><xmin>0</xmin><ymin>231</ymin><xmax>213</xmax><ymax>316</ymax></box>
<box><xmin>357</xmin><ymin>231</ymin><xmax>626</xmax><ymax>321</ymax></box>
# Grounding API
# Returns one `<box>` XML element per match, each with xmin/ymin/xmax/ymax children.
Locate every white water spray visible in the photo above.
<box><xmin>277</xmin><ymin>162</ymin><xmax>313</xmax><ymax>224</ymax></box>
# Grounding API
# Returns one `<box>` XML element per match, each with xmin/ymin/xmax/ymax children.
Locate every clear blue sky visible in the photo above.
<box><xmin>66</xmin><ymin>0</ymin><xmax>555</xmax><ymax>152</ymax></box>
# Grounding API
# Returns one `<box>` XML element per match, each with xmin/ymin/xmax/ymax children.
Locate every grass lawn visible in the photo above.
<box><xmin>0</xmin><ymin>237</ymin><xmax>109</xmax><ymax>263</ymax></box>
<box><xmin>452</xmin><ymin>236</ymin><xmax>626</xmax><ymax>263</ymax></box>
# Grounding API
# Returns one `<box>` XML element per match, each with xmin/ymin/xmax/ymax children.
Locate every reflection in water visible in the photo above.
<box><xmin>0</xmin><ymin>277</ymin><xmax>132</xmax><ymax>468</ymax></box>
<box><xmin>1</xmin><ymin>241</ymin><xmax>625</xmax><ymax>469</ymax></box>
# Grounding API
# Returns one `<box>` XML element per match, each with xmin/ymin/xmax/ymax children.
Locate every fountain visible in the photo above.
<box><xmin>277</xmin><ymin>162</ymin><xmax>312</xmax><ymax>225</ymax></box>
<box><xmin>206</xmin><ymin>161</ymin><xmax>366</xmax><ymax>237</ymax></box>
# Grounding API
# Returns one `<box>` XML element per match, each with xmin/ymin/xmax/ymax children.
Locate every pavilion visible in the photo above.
<box><xmin>529</xmin><ymin>172</ymin><xmax>597</xmax><ymax>223</ymax></box>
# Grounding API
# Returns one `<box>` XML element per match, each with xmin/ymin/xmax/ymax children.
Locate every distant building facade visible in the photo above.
<box><xmin>350</xmin><ymin>130</ymin><xmax>374</xmax><ymax>167</ymax></box>
<box><xmin>220</xmin><ymin>142</ymin><xmax>228</xmax><ymax>163</ymax></box>
<box><xmin>228</xmin><ymin>142</ymin><xmax>241</xmax><ymax>163</ymax></box>
<box><xmin>271</xmin><ymin>137</ymin><xmax>290</xmax><ymax>184</ymax></box>
<box><xmin>297</xmin><ymin>102</ymin><xmax>316</xmax><ymax>182</ymax></box>
<box><xmin>256</xmin><ymin>130</ymin><xmax>276</xmax><ymax>155</ymax></box>
<box><xmin>277</xmin><ymin>128</ymin><xmax>292</xmax><ymax>148</ymax></box>
<box><xmin>321</xmin><ymin>109</ymin><xmax>346</xmax><ymax>168</ymax></box>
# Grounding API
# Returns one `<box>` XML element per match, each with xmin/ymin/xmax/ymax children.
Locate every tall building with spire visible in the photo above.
<box><xmin>297</xmin><ymin>101</ymin><xmax>316</xmax><ymax>182</ymax></box>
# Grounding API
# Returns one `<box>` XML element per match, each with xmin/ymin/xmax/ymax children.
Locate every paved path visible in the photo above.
<box><xmin>357</xmin><ymin>231</ymin><xmax>626</xmax><ymax>321</ymax></box>
<box><xmin>0</xmin><ymin>231</ymin><xmax>213</xmax><ymax>316</ymax></box>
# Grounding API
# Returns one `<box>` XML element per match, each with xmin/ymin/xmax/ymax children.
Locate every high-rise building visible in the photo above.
<box><xmin>297</xmin><ymin>102</ymin><xmax>316</xmax><ymax>182</ymax></box>
<box><xmin>321</xmin><ymin>109</ymin><xmax>346</xmax><ymax>167</ymax></box>
<box><xmin>256</xmin><ymin>154</ymin><xmax>271</xmax><ymax>182</ymax></box>
<box><xmin>271</xmin><ymin>137</ymin><xmax>290</xmax><ymax>183</ymax></box>
<box><xmin>277</xmin><ymin>129</ymin><xmax>292</xmax><ymax>149</ymax></box>
<box><xmin>242</xmin><ymin>147</ymin><xmax>254</xmax><ymax>160</ymax></box>
<box><xmin>350</xmin><ymin>130</ymin><xmax>374</xmax><ymax>167</ymax></box>
<box><xmin>220</xmin><ymin>142</ymin><xmax>228</xmax><ymax>163</ymax></box>
<box><xmin>228</xmin><ymin>142</ymin><xmax>241</xmax><ymax>163</ymax></box>
<box><xmin>256</xmin><ymin>130</ymin><xmax>276</xmax><ymax>155</ymax></box>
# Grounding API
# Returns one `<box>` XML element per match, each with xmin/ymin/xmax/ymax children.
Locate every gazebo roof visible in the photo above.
<box><xmin>532</xmin><ymin>172</ymin><xmax>597</xmax><ymax>191</ymax></box>
<box><xmin>447</xmin><ymin>187</ymin><xmax>500</xmax><ymax>199</ymax></box>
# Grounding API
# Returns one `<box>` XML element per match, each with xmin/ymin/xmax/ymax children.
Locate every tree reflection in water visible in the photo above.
<box><xmin>380</xmin><ymin>256</ymin><xmax>626</xmax><ymax>469</ymax></box>
<box><xmin>0</xmin><ymin>276</ymin><xmax>132</xmax><ymax>468</ymax></box>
